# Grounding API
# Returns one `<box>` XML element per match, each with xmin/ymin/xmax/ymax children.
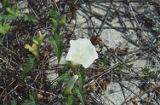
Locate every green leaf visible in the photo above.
<box><xmin>48</xmin><ymin>38</ymin><xmax>58</xmax><ymax>56</ymax></box>
<box><xmin>22</xmin><ymin>92</ymin><xmax>37</xmax><ymax>105</ymax></box>
<box><xmin>21</xmin><ymin>55</ymin><xmax>35</xmax><ymax>82</ymax></box>
<box><xmin>49</xmin><ymin>8</ymin><xmax>59</xmax><ymax>19</ymax></box>
<box><xmin>75</xmin><ymin>89</ymin><xmax>85</xmax><ymax>105</ymax></box>
<box><xmin>0</xmin><ymin>14</ymin><xmax>5</xmax><ymax>20</ymax></box>
<box><xmin>6</xmin><ymin>6</ymin><xmax>19</xmax><ymax>17</ymax></box>
<box><xmin>56</xmin><ymin>34</ymin><xmax>64</xmax><ymax>62</ymax></box>
<box><xmin>24</xmin><ymin>14</ymin><xmax>39</xmax><ymax>23</ymax></box>
<box><xmin>7</xmin><ymin>14</ymin><xmax>18</xmax><ymax>20</ymax></box>
<box><xmin>0</xmin><ymin>23</ymin><xmax>10</xmax><ymax>35</ymax></box>
<box><xmin>78</xmin><ymin>70</ymin><xmax>85</xmax><ymax>88</ymax></box>
<box><xmin>73</xmin><ymin>0</ymin><xmax>78</xmax><ymax>2</ymax></box>
<box><xmin>0</xmin><ymin>37</ymin><xmax>3</xmax><ymax>45</ymax></box>
<box><xmin>11</xmin><ymin>98</ymin><xmax>17</xmax><ymax>105</ymax></box>
<box><xmin>58</xmin><ymin>71</ymin><xmax>71</xmax><ymax>83</ymax></box>
<box><xmin>1</xmin><ymin>0</ymin><xmax>9</xmax><ymax>8</ymax></box>
<box><xmin>48</xmin><ymin>8</ymin><xmax>65</xmax><ymax>63</ymax></box>
<box><xmin>32</xmin><ymin>31</ymin><xmax>43</xmax><ymax>45</ymax></box>
<box><xmin>126</xmin><ymin>64</ymin><xmax>133</xmax><ymax>69</ymax></box>
<box><xmin>64</xmin><ymin>95</ymin><xmax>73</xmax><ymax>105</ymax></box>
<box><xmin>0</xmin><ymin>14</ymin><xmax>18</xmax><ymax>20</ymax></box>
<box><xmin>114</xmin><ymin>64</ymin><xmax>133</xmax><ymax>71</ymax></box>
<box><xmin>98</xmin><ymin>58</ymin><xmax>108</xmax><ymax>67</ymax></box>
<box><xmin>48</xmin><ymin>34</ymin><xmax>64</xmax><ymax>63</ymax></box>
<box><xmin>141</xmin><ymin>68</ymin><xmax>156</xmax><ymax>77</ymax></box>
<box><xmin>149</xmin><ymin>71</ymin><xmax>155</xmax><ymax>77</ymax></box>
<box><xmin>29</xmin><ymin>92</ymin><xmax>36</xmax><ymax>102</ymax></box>
<box><xmin>73</xmin><ymin>70</ymin><xmax>86</xmax><ymax>104</ymax></box>
<box><xmin>115</xmin><ymin>64</ymin><xmax>125</xmax><ymax>70</ymax></box>
<box><xmin>59</xmin><ymin>14</ymin><xmax>66</xmax><ymax>26</ymax></box>
<box><xmin>49</xmin><ymin>8</ymin><xmax>66</xmax><ymax>33</ymax></box>
<box><xmin>141</xmin><ymin>68</ymin><xmax>149</xmax><ymax>75</ymax></box>
<box><xmin>58</xmin><ymin>94</ymin><xmax>64</xmax><ymax>99</ymax></box>
<box><xmin>58</xmin><ymin>61</ymin><xmax>71</xmax><ymax>75</ymax></box>
<box><xmin>64</xmin><ymin>75</ymin><xmax>78</xmax><ymax>95</ymax></box>
<box><xmin>51</xmin><ymin>18</ymin><xmax>58</xmax><ymax>31</ymax></box>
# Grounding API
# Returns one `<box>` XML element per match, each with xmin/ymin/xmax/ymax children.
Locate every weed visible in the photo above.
<box><xmin>48</xmin><ymin>8</ymin><xmax>66</xmax><ymax>63</ymax></box>
<box><xmin>9</xmin><ymin>92</ymin><xmax>37</xmax><ymax>105</ymax></box>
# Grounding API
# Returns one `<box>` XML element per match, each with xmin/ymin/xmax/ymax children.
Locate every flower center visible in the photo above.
<box><xmin>72</xmin><ymin>53</ymin><xmax>83</xmax><ymax>63</ymax></box>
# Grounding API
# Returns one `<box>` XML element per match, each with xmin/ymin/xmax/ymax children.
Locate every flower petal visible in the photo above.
<box><xmin>66</xmin><ymin>38</ymin><xmax>98</xmax><ymax>68</ymax></box>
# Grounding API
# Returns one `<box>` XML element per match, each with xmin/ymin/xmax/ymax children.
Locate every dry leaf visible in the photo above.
<box><xmin>90</xmin><ymin>35</ymin><xmax>104</xmax><ymax>48</ymax></box>
<box><xmin>157</xmin><ymin>87</ymin><xmax>160</xmax><ymax>93</ymax></box>
<box><xmin>16</xmin><ymin>84</ymin><xmax>25</xmax><ymax>93</ymax></box>
<box><xmin>47</xmin><ymin>94</ymin><xmax>54</xmax><ymax>100</ymax></box>
<box><xmin>39</xmin><ymin>84</ymin><xmax>43</xmax><ymax>89</ymax></box>
<box><xmin>87</xmin><ymin>81</ymin><xmax>97</xmax><ymax>92</ymax></box>
<box><xmin>100</xmin><ymin>80</ymin><xmax>108</xmax><ymax>90</ymax></box>
<box><xmin>132</xmin><ymin>100</ymin><xmax>138</xmax><ymax>105</ymax></box>
<box><xmin>140</xmin><ymin>96</ymin><xmax>150</xmax><ymax>104</ymax></box>
<box><xmin>117</xmin><ymin>47</ymin><xmax>129</xmax><ymax>56</ymax></box>
<box><xmin>37</xmin><ymin>93</ymin><xmax>44</xmax><ymax>100</ymax></box>
<box><xmin>98</xmin><ymin>79</ymin><xmax>110</xmax><ymax>91</ymax></box>
<box><xmin>89</xmin><ymin>81</ymin><xmax>96</xmax><ymax>89</ymax></box>
<box><xmin>87</xmin><ymin>86</ymin><xmax>91</xmax><ymax>92</ymax></box>
<box><xmin>108</xmin><ymin>48</ymin><xmax>115</xmax><ymax>53</ymax></box>
<box><xmin>44</xmin><ymin>51</ymin><xmax>50</xmax><ymax>57</ymax></box>
<box><xmin>90</xmin><ymin>35</ymin><xmax>98</xmax><ymax>46</ymax></box>
<box><xmin>85</xmin><ymin>69</ymin><xmax>92</xmax><ymax>76</ymax></box>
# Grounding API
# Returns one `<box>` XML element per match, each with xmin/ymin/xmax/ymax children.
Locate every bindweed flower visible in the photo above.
<box><xmin>66</xmin><ymin>38</ymin><xmax>98</xmax><ymax>68</ymax></box>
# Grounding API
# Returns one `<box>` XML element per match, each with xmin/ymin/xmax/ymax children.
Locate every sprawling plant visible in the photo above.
<box><xmin>48</xmin><ymin>8</ymin><xmax>66</xmax><ymax>63</ymax></box>
<box><xmin>57</xmin><ymin>39</ymin><xmax>98</xmax><ymax>105</ymax></box>
<box><xmin>0</xmin><ymin>0</ymin><xmax>39</xmax><ymax>45</ymax></box>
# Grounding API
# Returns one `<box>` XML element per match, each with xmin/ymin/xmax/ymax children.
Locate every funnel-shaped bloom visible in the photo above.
<box><xmin>66</xmin><ymin>38</ymin><xmax>98</xmax><ymax>68</ymax></box>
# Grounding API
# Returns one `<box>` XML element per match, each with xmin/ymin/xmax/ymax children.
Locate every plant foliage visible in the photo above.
<box><xmin>21</xmin><ymin>55</ymin><xmax>35</xmax><ymax>82</ymax></box>
<box><xmin>98</xmin><ymin>58</ymin><xmax>108</xmax><ymax>67</ymax></box>
<box><xmin>1</xmin><ymin>0</ymin><xmax>9</xmax><ymax>8</ymax></box>
<box><xmin>0</xmin><ymin>22</ymin><xmax>10</xmax><ymax>35</ymax></box>
<box><xmin>48</xmin><ymin>8</ymin><xmax>66</xmax><ymax>63</ymax></box>
<box><xmin>24</xmin><ymin>31</ymin><xmax>43</xmax><ymax>58</ymax></box>
<box><xmin>22</xmin><ymin>92</ymin><xmax>37</xmax><ymax>105</ymax></box>
<box><xmin>141</xmin><ymin>68</ymin><xmax>155</xmax><ymax>77</ymax></box>
<box><xmin>23</xmin><ymin>14</ymin><xmax>39</xmax><ymax>23</ymax></box>
<box><xmin>58</xmin><ymin>69</ymin><xmax>86</xmax><ymax>105</ymax></box>
<box><xmin>0</xmin><ymin>37</ymin><xmax>3</xmax><ymax>45</ymax></box>
<box><xmin>74</xmin><ymin>70</ymin><xmax>86</xmax><ymax>105</ymax></box>
<box><xmin>0</xmin><ymin>1</ymin><xmax>39</xmax><ymax>45</ymax></box>
<box><xmin>10</xmin><ymin>99</ymin><xmax>17</xmax><ymax>105</ymax></box>
<box><xmin>115</xmin><ymin>64</ymin><xmax>133</xmax><ymax>71</ymax></box>
<box><xmin>10</xmin><ymin>93</ymin><xmax>37</xmax><ymax>105</ymax></box>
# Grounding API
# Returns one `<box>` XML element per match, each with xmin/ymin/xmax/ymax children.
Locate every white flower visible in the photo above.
<box><xmin>66</xmin><ymin>38</ymin><xmax>98</xmax><ymax>68</ymax></box>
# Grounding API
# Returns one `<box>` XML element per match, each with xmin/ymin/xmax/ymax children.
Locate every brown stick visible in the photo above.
<box><xmin>126</xmin><ymin>84</ymin><xmax>160</xmax><ymax>105</ymax></box>
<box><xmin>0</xmin><ymin>80</ymin><xmax>16</xmax><ymax>99</ymax></box>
